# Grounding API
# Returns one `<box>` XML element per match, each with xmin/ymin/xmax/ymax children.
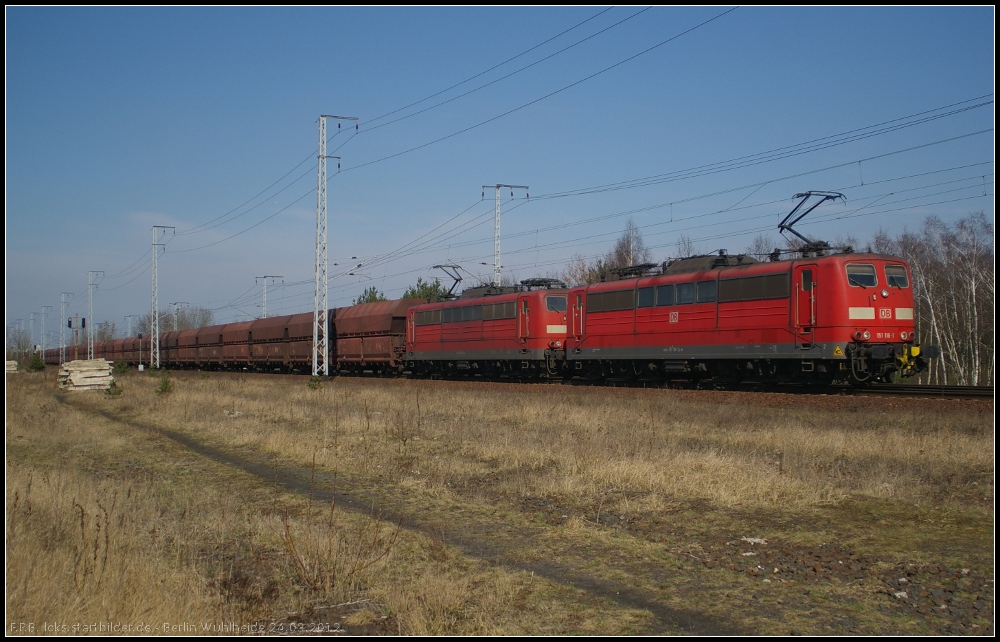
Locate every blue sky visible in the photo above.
<box><xmin>6</xmin><ymin>6</ymin><xmax>994</xmax><ymax>344</ymax></box>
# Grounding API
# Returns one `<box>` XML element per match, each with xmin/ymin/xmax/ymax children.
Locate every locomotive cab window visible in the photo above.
<box><xmin>885</xmin><ymin>265</ymin><xmax>909</xmax><ymax>288</ymax></box>
<box><xmin>846</xmin><ymin>264</ymin><xmax>877</xmax><ymax>288</ymax></box>
<box><xmin>546</xmin><ymin>296</ymin><xmax>567</xmax><ymax>312</ymax></box>
<box><xmin>802</xmin><ymin>269</ymin><xmax>813</xmax><ymax>291</ymax></box>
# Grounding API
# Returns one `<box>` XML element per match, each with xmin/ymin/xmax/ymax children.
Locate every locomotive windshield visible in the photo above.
<box><xmin>885</xmin><ymin>265</ymin><xmax>910</xmax><ymax>288</ymax></box>
<box><xmin>546</xmin><ymin>296</ymin><xmax>567</xmax><ymax>312</ymax></box>
<box><xmin>846</xmin><ymin>264</ymin><xmax>878</xmax><ymax>288</ymax></box>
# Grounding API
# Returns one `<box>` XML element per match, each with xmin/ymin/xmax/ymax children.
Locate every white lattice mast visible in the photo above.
<box><xmin>313</xmin><ymin>116</ymin><xmax>329</xmax><ymax>376</ymax></box>
<box><xmin>483</xmin><ymin>184</ymin><xmax>529</xmax><ymax>286</ymax></box>
<box><xmin>313</xmin><ymin>114</ymin><xmax>355</xmax><ymax>376</ymax></box>
<box><xmin>40</xmin><ymin>306</ymin><xmax>52</xmax><ymax>357</ymax></box>
<box><xmin>29</xmin><ymin>313</ymin><xmax>35</xmax><ymax>354</ymax></box>
<box><xmin>151</xmin><ymin>226</ymin><xmax>174</xmax><ymax>369</ymax></box>
<box><xmin>257</xmin><ymin>276</ymin><xmax>283</xmax><ymax>319</ymax></box>
<box><xmin>87</xmin><ymin>271</ymin><xmax>104</xmax><ymax>359</ymax></box>
<box><xmin>170</xmin><ymin>302</ymin><xmax>189</xmax><ymax>331</ymax></box>
<box><xmin>60</xmin><ymin>293</ymin><xmax>73</xmax><ymax>364</ymax></box>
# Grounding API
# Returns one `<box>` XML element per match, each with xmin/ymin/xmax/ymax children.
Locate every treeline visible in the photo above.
<box><xmin>879</xmin><ymin>213</ymin><xmax>993</xmax><ymax>386</ymax></box>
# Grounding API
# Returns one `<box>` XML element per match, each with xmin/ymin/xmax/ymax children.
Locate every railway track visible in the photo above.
<box><xmin>854</xmin><ymin>383</ymin><xmax>994</xmax><ymax>399</ymax></box>
<box><xmin>162</xmin><ymin>368</ymin><xmax>995</xmax><ymax>400</ymax></box>
<box><xmin>575</xmin><ymin>378</ymin><xmax>994</xmax><ymax>399</ymax></box>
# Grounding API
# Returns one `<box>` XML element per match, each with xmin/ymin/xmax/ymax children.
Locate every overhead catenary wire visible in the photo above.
<box><xmin>171</xmin><ymin>112</ymin><xmax>993</xmax><ymax>259</ymax></box>
<box><xmin>366</xmin><ymin>7</ymin><xmax>616</xmax><ymax>126</ymax></box>
<box><xmin>343</xmin><ymin>7</ymin><xmax>740</xmax><ymax>173</ymax></box>
<box><xmin>362</xmin><ymin>7</ymin><xmax>653</xmax><ymax>134</ymax></box>
<box><xmin>361</xmin><ymin>134</ymin><xmax>995</xmax><ymax>263</ymax></box>
<box><xmin>170</xmin><ymin>8</ymin><xmax>622</xmax><ymax>242</ymax></box>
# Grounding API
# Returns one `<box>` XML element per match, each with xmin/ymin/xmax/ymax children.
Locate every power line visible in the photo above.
<box><xmin>367</xmin><ymin>7</ymin><xmax>616</xmax><ymax>126</ymax></box>
<box><xmin>343</xmin><ymin>7</ymin><xmax>740</xmax><ymax>172</ymax></box>
<box><xmin>529</xmin><ymin>96</ymin><xmax>994</xmax><ymax>200</ymax></box>
<box><xmin>363</xmin><ymin>7</ymin><xmax>652</xmax><ymax>133</ymax></box>
<box><xmin>170</xmin><ymin>9</ymin><xmax>621</xmax><ymax>241</ymax></box>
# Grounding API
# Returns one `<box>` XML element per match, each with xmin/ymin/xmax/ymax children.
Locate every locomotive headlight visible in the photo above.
<box><xmin>881</xmin><ymin>289</ymin><xmax>889</xmax><ymax>298</ymax></box>
<box><xmin>862</xmin><ymin>330</ymin><xmax>871</xmax><ymax>341</ymax></box>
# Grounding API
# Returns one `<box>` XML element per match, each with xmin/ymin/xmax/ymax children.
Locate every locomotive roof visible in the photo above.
<box><xmin>663</xmin><ymin>253</ymin><xmax>759</xmax><ymax>275</ymax></box>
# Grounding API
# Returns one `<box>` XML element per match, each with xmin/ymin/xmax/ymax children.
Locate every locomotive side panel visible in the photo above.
<box><xmin>406</xmin><ymin>289</ymin><xmax>568</xmax><ymax>377</ymax></box>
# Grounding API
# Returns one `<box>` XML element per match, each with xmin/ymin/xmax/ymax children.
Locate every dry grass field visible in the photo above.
<box><xmin>6</xmin><ymin>368</ymin><xmax>994</xmax><ymax>635</ymax></box>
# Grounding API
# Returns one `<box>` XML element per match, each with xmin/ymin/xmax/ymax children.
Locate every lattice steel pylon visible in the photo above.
<box><xmin>257</xmin><ymin>276</ymin><xmax>283</xmax><ymax>319</ymax></box>
<box><xmin>313</xmin><ymin>114</ymin><xmax>355</xmax><ymax>376</ymax></box>
<box><xmin>170</xmin><ymin>302</ymin><xmax>188</xmax><ymax>331</ymax></box>
<box><xmin>40</xmin><ymin>306</ymin><xmax>52</xmax><ymax>357</ymax></box>
<box><xmin>151</xmin><ymin>226</ymin><xmax>174</xmax><ymax>369</ymax></box>
<box><xmin>482</xmin><ymin>184</ymin><xmax>529</xmax><ymax>286</ymax></box>
<box><xmin>87</xmin><ymin>271</ymin><xmax>104</xmax><ymax>359</ymax></box>
<box><xmin>60</xmin><ymin>293</ymin><xmax>73</xmax><ymax>364</ymax></box>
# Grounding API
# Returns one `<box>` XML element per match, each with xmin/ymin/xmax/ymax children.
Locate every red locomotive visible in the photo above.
<box><xmin>565</xmin><ymin>250</ymin><xmax>934</xmax><ymax>385</ymax></box>
<box><xmin>405</xmin><ymin>279</ymin><xmax>569</xmax><ymax>378</ymax></box>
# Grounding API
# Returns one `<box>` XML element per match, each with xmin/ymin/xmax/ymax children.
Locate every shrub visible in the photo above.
<box><xmin>155</xmin><ymin>375</ymin><xmax>174</xmax><ymax>395</ymax></box>
<box><xmin>25</xmin><ymin>355</ymin><xmax>45</xmax><ymax>373</ymax></box>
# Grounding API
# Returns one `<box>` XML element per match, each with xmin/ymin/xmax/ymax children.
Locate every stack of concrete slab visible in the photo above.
<box><xmin>58</xmin><ymin>359</ymin><xmax>115</xmax><ymax>391</ymax></box>
<box><xmin>6</xmin><ymin>361</ymin><xmax>18</xmax><ymax>374</ymax></box>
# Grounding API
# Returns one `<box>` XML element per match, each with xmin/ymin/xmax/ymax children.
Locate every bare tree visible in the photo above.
<box><xmin>135</xmin><ymin>306</ymin><xmax>216</xmax><ymax>336</ymax></box>
<box><xmin>94</xmin><ymin>321</ymin><xmax>117</xmax><ymax>342</ymax></box>
<box><xmin>471</xmin><ymin>272</ymin><xmax>520</xmax><ymax>288</ymax></box>
<box><xmin>895</xmin><ymin>213</ymin><xmax>994</xmax><ymax>385</ymax></box>
<box><xmin>870</xmin><ymin>228</ymin><xmax>896</xmax><ymax>255</ymax></box>
<box><xmin>561</xmin><ymin>254</ymin><xmax>607</xmax><ymax>286</ymax></box>
<box><xmin>744</xmin><ymin>234</ymin><xmax>781</xmax><ymax>260</ymax></box>
<box><xmin>6</xmin><ymin>326</ymin><xmax>33</xmax><ymax>366</ymax></box>
<box><xmin>561</xmin><ymin>219</ymin><xmax>653</xmax><ymax>285</ymax></box>
<box><xmin>609</xmin><ymin>218</ymin><xmax>653</xmax><ymax>267</ymax></box>
<box><xmin>674</xmin><ymin>234</ymin><xmax>698</xmax><ymax>258</ymax></box>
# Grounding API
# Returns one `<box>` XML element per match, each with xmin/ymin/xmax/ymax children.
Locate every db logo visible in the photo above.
<box><xmin>669</xmin><ymin>311</ymin><xmax>679</xmax><ymax>324</ymax></box>
<box><xmin>879</xmin><ymin>308</ymin><xmax>892</xmax><ymax>319</ymax></box>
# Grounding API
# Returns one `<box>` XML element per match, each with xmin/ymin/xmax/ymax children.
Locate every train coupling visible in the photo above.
<box><xmin>896</xmin><ymin>344</ymin><xmax>940</xmax><ymax>378</ymax></box>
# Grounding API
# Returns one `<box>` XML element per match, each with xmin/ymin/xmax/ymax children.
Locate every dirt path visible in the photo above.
<box><xmin>61</xmin><ymin>392</ymin><xmax>742</xmax><ymax>635</ymax></box>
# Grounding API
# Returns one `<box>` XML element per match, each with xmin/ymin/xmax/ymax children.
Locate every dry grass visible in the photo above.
<box><xmin>138</xmin><ymin>373</ymin><xmax>992</xmax><ymax>514</ymax></box>
<box><xmin>6</xmin><ymin>368</ymin><xmax>992</xmax><ymax>634</ymax></box>
<box><xmin>4</xmin><ymin>371</ymin><xmax>657</xmax><ymax>635</ymax></box>
<box><xmin>5</xmin><ymin>467</ymin><xmax>222</xmax><ymax>632</ymax></box>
